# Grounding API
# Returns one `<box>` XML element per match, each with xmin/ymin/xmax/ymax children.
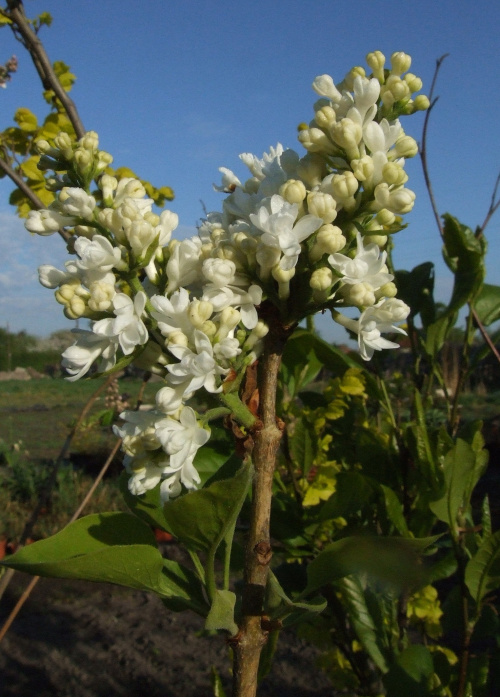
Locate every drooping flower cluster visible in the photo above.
<box><xmin>27</xmin><ymin>51</ymin><xmax>426</xmax><ymax>500</ymax></box>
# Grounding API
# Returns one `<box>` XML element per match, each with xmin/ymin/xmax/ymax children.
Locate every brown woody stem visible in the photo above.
<box><xmin>231</xmin><ymin>307</ymin><xmax>292</xmax><ymax>697</ymax></box>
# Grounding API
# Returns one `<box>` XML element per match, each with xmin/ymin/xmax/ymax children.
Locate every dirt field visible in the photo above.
<box><xmin>0</xmin><ymin>571</ymin><xmax>334</xmax><ymax>697</ymax></box>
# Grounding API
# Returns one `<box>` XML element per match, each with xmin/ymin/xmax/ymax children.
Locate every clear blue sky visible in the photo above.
<box><xmin>1</xmin><ymin>0</ymin><xmax>499</xmax><ymax>341</ymax></box>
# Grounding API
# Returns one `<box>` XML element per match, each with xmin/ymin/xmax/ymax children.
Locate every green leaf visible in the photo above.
<box><xmin>384</xmin><ymin>645</ymin><xmax>434</xmax><ymax>697</ymax></box>
<box><xmin>265</xmin><ymin>571</ymin><xmax>326</xmax><ymax>624</ymax></box>
<box><xmin>1</xmin><ymin>513</ymin><xmax>166</xmax><ymax>593</ymax></box>
<box><xmin>305</xmin><ymin>536</ymin><xmax>436</xmax><ymax>594</ymax></box>
<box><xmin>429</xmin><ymin>438</ymin><xmax>488</xmax><ymax>531</ymax></box>
<box><xmin>339</xmin><ymin>576</ymin><xmax>388</xmax><ymax>673</ymax></box>
<box><xmin>474</xmin><ymin>283</ymin><xmax>500</xmax><ymax>326</ymax></box>
<box><xmin>395</xmin><ymin>262</ymin><xmax>436</xmax><ymax>327</ymax></box>
<box><xmin>162</xmin><ymin>461</ymin><xmax>252</xmax><ymax>553</ymax></box>
<box><xmin>193</xmin><ymin>438</ymin><xmax>234</xmax><ymax>486</ymax></box>
<box><xmin>160</xmin><ymin>559</ymin><xmax>209</xmax><ymax>615</ymax></box>
<box><xmin>465</xmin><ymin>530</ymin><xmax>500</xmax><ymax>605</ymax></box>
<box><xmin>205</xmin><ymin>590</ymin><xmax>238</xmax><ymax>634</ymax></box>
<box><xmin>289</xmin><ymin>416</ymin><xmax>316</xmax><ymax>476</ymax></box>
<box><xmin>379</xmin><ymin>485</ymin><xmax>409</xmax><ymax>536</ymax></box>
<box><xmin>319</xmin><ymin>471</ymin><xmax>375</xmax><ymax>520</ymax></box>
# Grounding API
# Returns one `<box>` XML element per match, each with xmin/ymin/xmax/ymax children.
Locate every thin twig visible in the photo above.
<box><xmin>419</xmin><ymin>54</ymin><xmax>449</xmax><ymax>239</ymax></box>
<box><xmin>5</xmin><ymin>0</ymin><xmax>85</xmax><ymax>139</ymax></box>
<box><xmin>473</xmin><ymin>309</ymin><xmax>500</xmax><ymax>363</ymax></box>
<box><xmin>0</xmin><ymin>374</ymin><xmax>150</xmax><ymax>642</ymax></box>
<box><xmin>478</xmin><ymin>171</ymin><xmax>500</xmax><ymax>236</ymax></box>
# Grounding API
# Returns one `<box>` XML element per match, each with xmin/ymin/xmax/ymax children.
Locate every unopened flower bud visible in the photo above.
<box><xmin>54</xmin><ymin>132</ymin><xmax>74</xmax><ymax>159</ymax></box>
<box><xmin>307</xmin><ymin>191</ymin><xmax>337</xmax><ymax>223</ymax></box>
<box><xmin>376</xmin><ymin>208</ymin><xmax>396</xmax><ymax>226</ymax></box>
<box><xmin>298</xmin><ymin>127</ymin><xmax>335</xmax><ymax>154</ymax></box>
<box><xmin>74</xmin><ymin>148</ymin><xmax>92</xmax><ymax>170</ymax></box>
<box><xmin>404</xmin><ymin>73</ymin><xmax>423</xmax><ymax>93</ymax></box>
<box><xmin>64</xmin><ymin>295</ymin><xmax>87</xmax><ymax>319</ymax></box>
<box><xmin>272</xmin><ymin>265</ymin><xmax>295</xmax><ymax>300</ymax></box>
<box><xmin>413</xmin><ymin>94</ymin><xmax>430</xmax><ymax>111</ymax></box>
<box><xmin>310</xmin><ymin>267</ymin><xmax>333</xmax><ymax>291</ymax></box>
<box><xmin>200</xmin><ymin>320</ymin><xmax>217</xmax><ymax>338</ymax></box>
<box><xmin>314</xmin><ymin>105</ymin><xmax>336</xmax><ymax>130</ymax></box>
<box><xmin>99</xmin><ymin>174</ymin><xmax>118</xmax><ymax>204</ymax></box>
<box><xmin>309</xmin><ymin>224</ymin><xmax>346</xmax><ymax>262</ymax></box>
<box><xmin>384</xmin><ymin>75</ymin><xmax>410</xmax><ymax>101</ymax></box>
<box><xmin>390</xmin><ymin>52</ymin><xmax>412</xmax><ymax>75</ymax></box>
<box><xmin>343</xmin><ymin>66</ymin><xmax>366</xmax><ymax>91</ymax></box>
<box><xmin>366</xmin><ymin>51</ymin><xmax>386</xmax><ymax>78</ymax></box>
<box><xmin>382</xmin><ymin>162</ymin><xmax>407</xmax><ymax>186</ymax></box>
<box><xmin>188</xmin><ymin>299</ymin><xmax>214</xmax><ymax>328</ymax></box>
<box><xmin>80</xmin><ymin>131</ymin><xmax>99</xmax><ymax>151</ymax></box>
<box><xmin>342</xmin><ymin>282</ymin><xmax>376</xmax><ymax>307</ymax></box>
<box><xmin>330</xmin><ymin>118</ymin><xmax>362</xmax><ymax>158</ymax></box>
<box><xmin>168</xmin><ymin>330</ymin><xmax>189</xmax><ymax>347</ymax></box>
<box><xmin>219</xmin><ymin>306</ymin><xmax>241</xmax><ymax>332</ymax></box>
<box><xmin>331</xmin><ymin>171</ymin><xmax>358</xmax><ymax>200</ymax></box>
<box><xmin>279</xmin><ymin>179</ymin><xmax>307</xmax><ymax>204</ymax></box>
<box><xmin>394</xmin><ymin>135</ymin><xmax>418</xmax><ymax>158</ymax></box>
<box><xmin>375</xmin><ymin>281</ymin><xmax>397</xmax><ymax>299</ymax></box>
<box><xmin>351</xmin><ymin>156</ymin><xmax>374</xmax><ymax>182</ymax></box>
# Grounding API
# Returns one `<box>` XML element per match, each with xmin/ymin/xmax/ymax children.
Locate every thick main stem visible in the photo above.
<box><xmin>232</xmin><ymin>311</ymin><xmax>291</xmax><ymax>697</ymax></box>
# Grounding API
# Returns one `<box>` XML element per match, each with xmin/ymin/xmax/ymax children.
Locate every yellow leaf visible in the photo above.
<box><xmin>14</xmin><ymin>108</ymin><xmax>38</xmax><ymax>133</ymax></box>
<box><xmin>20</xmin><ymin>156</ymin><xmax>44</xmax><ymax>182</ymax></box>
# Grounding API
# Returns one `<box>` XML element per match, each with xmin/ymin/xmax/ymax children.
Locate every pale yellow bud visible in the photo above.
<box><xmin>272</xmin><ymin>265</ymin><xmax>295</xmax><ymax>300</ymax></box>
<box><xmin>200</xmin><ymin>321</ymin><xmax>217</xmax><ymax>338</ymax></box>
<box><xmin>298</xmin><ymin>127</ymin><xmax>336</xmax><ymax>154</ymax></box>
<box><xmin>80</xmin><ymin>131</ymin><xmax>99</xmax><ymax>151</ymax></box>
<box><xmin>54</xmin><ymin>132</ymin><xmax>73</xmax><ymax>159</ymax></box>
<box><xmin>375</xmin><ymin>281</ymin><xmax>397</xmax><ymax>299</ymax></box>
<box><xmin>384</xmin><ymin>75</ymin><xmax>410</xmax><ymax>101</ymax></box>
<box><xmin>307</xmin><ymin>191</ymin><xmax>337</xmax><ymax>223</ymax></box>
<box><xmin>279</xmin><ymin>179</ymin><xmax>307</xmax><ymax>204</ymax></box>
<box><xmin>382</xmin><ymin>162</ymin><xmax>407</xmax><ymax>186</ymax></box>
<box><xmin>394</xmin><ymin>135</ymin><xmax>418</xmax><ymax>159</ymax></box>
<box><xmin>351</xmin><ymin>156</ymin><xmax>374</xmax><ymax>182</ymax></box>
<box><xmin>413</xmin><ymin>94</ymin><xmax>430</xmax><ymax>111</ymax></box>
<box><xmin>404</xmin><ymin>73</ymin><xmax>423</xmax><ymax>93</ymax></box>
<box><xmin>74</xmin><ymin>148</ymin><xmax>92</xmax><ymax>170</ymax></box>
<box><xmin>310</xmin><ymin>267</ymin><xmax>333</xmax><ymax>291</ymax></box>
<box><xmin>344</xmin><ymin>66</ymin><xmax>366</xmax><ymax>91</ymax></box>
<box><xmin>376</xmin><ymin>208</ymin><xmax>396</xmax><ymax>226</ymax></box>
<box><xmin>188</xmin><ymin>299</ymin><xmax>214</xmax><ymax>328</ymax></box>
<box><xmin>219</xmin><ymin>306</ymin><xmax>241</xmax><ymax>332</ymax></box>
<box><xmin>55</xmin><ymin>282</ymin><xmax>78</xmax><ymax>303</ymax></box>
<box><xmin>364</xmin><ymin>234</ymin><xmax>388</xmax><ymax>248</ymax></box>
<box><xmin>331</xmin><ymin>172</ymin><xmax>358</xmax><ymax>200</ymax></box>
<box><xmin>314</xmin><ymin>105</ymin><xmax>336</xmax><ymax>130</ymax></box>
<box><xmin>66</xmin><ymin>295</ymin><xmax>87</xmax><ymax>318</ymax></box>
<box><xmin>390</xmin><ymin>52</ymin><xmax>412</xmax><ymax>75</ymax></box>
<box><xmin>309</xmin><ymin>224</ymin><xmax>346</xmax><ymax>262</ymax></box>
<box><xmin>366</xmin><ymin>51</ymin><xmax>386</xmax><ymax>76</ymax></box>
<box><xmin>343</xmin><ymin>282</ymin><xmax>376</xmax><ymax>307</ymax></box>
<box><xmin>168</xmin><ymin>330</ymin><xmax>189</xmax><ymax>347</ymax></box>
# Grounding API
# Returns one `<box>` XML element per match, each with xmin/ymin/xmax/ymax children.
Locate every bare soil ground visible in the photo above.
<box><xmin>0</xmin><ymin>572</ymin><xmax>334</xmax><ymax>697</ymax></box>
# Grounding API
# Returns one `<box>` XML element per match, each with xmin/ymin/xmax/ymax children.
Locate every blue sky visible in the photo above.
<box><xmin>1</xmin><ymin>0</ymin><xmax>499</xmax><ymax>341</ymax></box>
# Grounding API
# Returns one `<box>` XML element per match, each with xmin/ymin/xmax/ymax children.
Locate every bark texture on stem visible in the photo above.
<box><xmin>232</xmin><ymin>308</ymin><xmax>292</xmax><ymax>697</ymax></box>
<box><xmin>6</xmin><ymin>0</ymin><xmax>85</xmax><ymax>139</ymax></box>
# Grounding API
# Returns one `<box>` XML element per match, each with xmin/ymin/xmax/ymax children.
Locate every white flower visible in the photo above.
<box><xmin>93</xmin><ymin>291</ymin><xmax>148</xmax><ymax>355</ymax></box>
<box><xmin>328</xmin><ymin>232</ymin><xmax>393</xmax><ymax>290</ymax></box>
<box><xmin>25</xmin><ymin>209</ymin><xmax>75</xmax><ymax>235</ymax></box>
<box><xmin>75</xmin><ymin>235</ymin><xmax>124</xmax><ymax>272</ymax></box>
<box><xmin>357</xmin><ymin>298</ymin><xmax>409</xmax><ymax>360</ymax></box>
<box><xmin>251</xmin><ymin>194</ymin><xmax>322</xmax><ymax>272</ymax></box>
<box><xmin>312</xmin><ymin>74</ymin><xmax>342</xmax><ymax>103</ymax></box>
<box><xmin>213</xmin><ymin>167</ymin><xmax>242</xmax><ymax>192</ymax></box>
<box><xmin>155</xmin><ymin>406</ymin><xmax>210</xmax><ymax>471</ymax></box>
<box><xmin>156</xmin><ymin>210</ymin><xmax>179</xmax><ymax>246</ymax></box>
<box><xmin>61</xmin><ymin>330</ymin><xmax>118</xmax><ymax>381</ymax></box>
<box><xmin>151</xmin><ymin>288</ymin><xmax>196</xmax><ymax>340</ymax></box>
<box><xmin>113</xmin><ymin>409</ymin><xmax>162</xmax><ymax>455</ymax></box>
<box><xmin>59</xmin><ymin>187</ymin><xmax>96</xmax><ymax>219</ymax></box>
<box><xmin>166</xmin><ymin>329</ymin><xmax>228</xmax><ymax>395</ymax></box>
<box><xmin>166</xmin><ymin>237</ymin><xmax>203</xmax><ymax>293</ymax></box>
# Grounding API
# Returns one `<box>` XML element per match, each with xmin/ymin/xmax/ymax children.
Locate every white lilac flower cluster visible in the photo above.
<box><xmin>26</xmin><ymin>51</ymin><xmax>426</xmax><ymax>500</ymax></box>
